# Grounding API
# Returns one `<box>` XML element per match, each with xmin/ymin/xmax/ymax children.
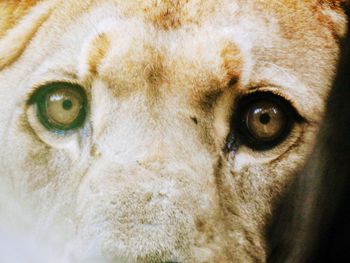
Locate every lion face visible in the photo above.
<box><xmin>0</xmin><ymin>0</ymin><xmax>347</xmax><ymax>262</ymax></box>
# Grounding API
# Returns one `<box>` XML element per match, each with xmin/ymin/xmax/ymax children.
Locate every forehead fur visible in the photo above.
<box><xmin>0</xmin><ymin>0</ymin><xmax>346</xmax><ymax>72</ymax></box>
<box><xmin>319</xmin><ymin>0</ymin><xmax>348</xmax><ymax>8</ymax></box>
<box><xmin>112</xmin><ymin>0</ymin><xmax>220</xmax><ymax>30</ymax></box>
<box><xmin>254</xmin><ymin>0</ymin><xmax>347</xmax><ymax>38</ymax></box>
<box><xmin>97</xmin><ymin>0</ymin><xmax>348</xmax><ymax>33</ymax></box>
<box><xmin>0</xmin><ymin>0</ymin><xmax>347</xmax><ymax>39</ymax></box>
<box><xmin>0</xmin><ymin>0</ymin><xmax>39</xmax><ymax>37</ymax></box>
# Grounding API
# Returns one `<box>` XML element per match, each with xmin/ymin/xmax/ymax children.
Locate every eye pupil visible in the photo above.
<box><xmin>62</xmin><ymin>99</ymin><xmax>73</xmax><ymax>110</ymax></box>
<box><xmin>259</xmin><ymin>113</ymin><xmax>271</xmax><ymax>124</ymax></box>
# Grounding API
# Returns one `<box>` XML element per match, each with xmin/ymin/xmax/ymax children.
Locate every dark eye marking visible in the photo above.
<box><xmin>191</xmin><ymin>116</ymin><xmax>198</xmax><ymax>125</ymax></box>
<box><xmin>198</xmin><ymin>89</ymin><xmax>224</xmax><ymax>112</ymax></box>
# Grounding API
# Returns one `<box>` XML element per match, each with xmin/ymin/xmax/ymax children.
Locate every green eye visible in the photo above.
<box><xmin>30</xmin><ymin>82</ymin><xmax>88</xmax><ymax>133</ymax></box>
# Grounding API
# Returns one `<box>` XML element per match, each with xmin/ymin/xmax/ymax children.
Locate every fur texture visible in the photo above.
<box><xmin>0</xmin><ymin>1</ymin><xmax>347</xmax><ymax>262</ymax></box>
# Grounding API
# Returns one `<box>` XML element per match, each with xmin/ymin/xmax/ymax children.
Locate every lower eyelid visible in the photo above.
<box><xmin>268</xmin><ymin>124</ymin><xmax>306</xmax><ymax>164</ymax></box>
<box><xmin>229</xmin><ymin>123</ymin><xmax>304</xmax><ymax>167</ymax></box>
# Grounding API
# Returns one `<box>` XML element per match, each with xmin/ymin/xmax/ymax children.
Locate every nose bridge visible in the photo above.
<box><xmin>89</xmin><ymin>83</ymin><xmax>214</xmax><ymax>180</ymax></box>
<box><xmin>78</xmin><ymin>151</ymin><xmax>221</xmax><ymax>262</ymax></box>
<box><xmin>90</xmin><ymin>86</ymin><xmax>201</xmax><ymax>167</ymax></box>
<box><xmin>85</xmin><ymin>105</ymin><xmax>217</xmax><ymax>206</ymax></box>
<box><xmin>86</xmin><ymin>120</ymin><xmax>217</xmax><ymax>214</ymax></box>
<box><xmin>95</xmin><ymin>107</ymin><xmax>200</xmax><ymax>169</ymax></box>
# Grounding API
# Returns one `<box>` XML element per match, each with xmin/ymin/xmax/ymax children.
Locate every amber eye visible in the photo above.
<box><xmin>245</xmin><ymin>100</ymin><xmax>286</xmax><ymax>141</ymax></box>
<box><xmin>30</xmin><ymin>82</ymin><xmax>87</xmax><ymax>133</ymax></box>
<box><xmin>235</xmin><ymin>93</ymin><xmax>297</xmax><ymax>150</ymax></box>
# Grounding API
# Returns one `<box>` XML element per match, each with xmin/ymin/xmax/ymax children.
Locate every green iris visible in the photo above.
<box><xmin>29</xmin><ymin>82</ymin><xmax>88</xmax><ymax>134</ymax></box>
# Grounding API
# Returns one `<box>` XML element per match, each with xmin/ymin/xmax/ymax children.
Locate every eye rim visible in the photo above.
<box><xmin>232</xmin><ymin>91</ymin><xmax>301</xmax><ymax>151</ymax></box>
<box><xmin>29</xmin><ymin>82</ymin><xmax>88</xmax><ymax>134</ymax></box>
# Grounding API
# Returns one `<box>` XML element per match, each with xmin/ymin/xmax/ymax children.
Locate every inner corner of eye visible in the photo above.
<box><xmin>27</xmin><ymin>90</ymin><xmax>41</xmax><ymax>106</ymax></box>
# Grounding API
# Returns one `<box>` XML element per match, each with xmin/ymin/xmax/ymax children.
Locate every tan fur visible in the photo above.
<box><xmin>0</xmin><ymin>0</ymin><xmax>53</xmax><ymax>69</ymax></box>
<box><xmin>86</xmin><ymin>33</ymin><xmax>111</xmax><ymax>75</ymax></box>
<box><xmin>0</xmin><ymin>0</ymin><xmax>39</xmax><ymax>37</ymax></box>
<box><xmin>0</xmin><ymin>0</ymin><xmax>347</xmax><ymax>262</ymax></box>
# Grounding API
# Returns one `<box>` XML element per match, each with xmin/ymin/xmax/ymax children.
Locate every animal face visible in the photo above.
<box><xmin>0</xmin><ymin>0</ymin><xmax>347</xmax><ymax>262</ymax></box>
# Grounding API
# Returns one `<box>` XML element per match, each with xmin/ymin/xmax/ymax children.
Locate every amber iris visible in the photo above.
<box><xmin>234</xmin><ymin>93</ymin><xmax>297</xmax><ymax>150</ymax></box>
<box><xmin>245</xmin><ymin>100</ymin><xmax>286</xmax><ymax>141</ymax></box>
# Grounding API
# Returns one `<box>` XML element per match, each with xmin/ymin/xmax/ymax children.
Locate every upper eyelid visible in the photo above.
<box><xmin>240</xmin><ymin>84</ymin><xmax>308</xmax><ymax>122</ymax></box>
<box><xmin>27</xmin><ymin>80</ymin><xmax>87</xmax><ymax>105</ymax></box>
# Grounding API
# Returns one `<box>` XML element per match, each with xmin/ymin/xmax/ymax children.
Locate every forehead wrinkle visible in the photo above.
<box><xmin>80</xmin><ymin>32</ymin><xmax>111</xmax><ymax>80</ymax></box>
<box><xmin>91</xmin><ymin>22</ymin><xmax>244</xmax><ymax>101</ymax></box>
<box><xmin>0</xmin><ymin>0</ymin><xmax>39</xmax><ymax>37</ymax></box>
<box><xmin>96</xmin><ymin>32</ymin><xmax>168</xmax><ymax>99</ymax></box>
<box><xmin>181</xmin><ymin>40</ymin><xmax>243</xmax><ymax>95</ymax></box>
<box><xmin>0</xmin><ymin>1</ymin><xmax>55</xmax><ymax>70</ymax></box>
<box><xmin>220</xmin><ymin>41</ymin><xmax>243</xmax><ymax>86</ymax></box>
<box><xmin>174</xmin><ymin>40</ymin><xmax>243</xmax><ymax>115</ymax></box>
